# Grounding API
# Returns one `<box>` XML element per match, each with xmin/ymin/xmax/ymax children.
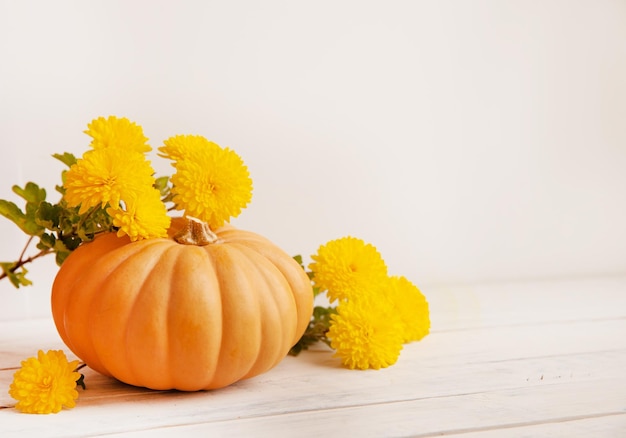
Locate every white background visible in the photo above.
<box><xmin>1</xmin><ymin>0</ymin><xmax>625</xmax><ymax>320</ymax></box>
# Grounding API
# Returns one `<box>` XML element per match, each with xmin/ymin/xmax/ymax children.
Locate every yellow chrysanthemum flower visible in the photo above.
<box><xmin>309</xmin><ymin>237</ymin><xmax>388</xmax><ymax>303</ymax></box>
<box><xmin>64</xmin><ymin>148</ymin><xmax>157</xmax><ymax>214</ymax></box>
<box><xmin>85</xmin><ymin>115</ymin><xmax>151</xmax><ymax>152</ymax></box>
<box><xmin>158</xmin><ymin>134</ymin><xmax>220</xmax><ymax>163</ymax></box>
<box><xmin>327</xmin><ymin>299</ymin><xmax>403</xmax><ymax>370</ymax></box>
<box><xmin>165</xmin><ymin>135</ymin><xmax>253</xmax><ymax>229</ymax></box>
<box><xmin>107</xmin><ymin>188</ymin><xmax>171</xmax><ymax>241</ymax></box>
<box><xmin>388</xmin><ymin>275</ymin><xmax>430</xmax><ymax>343</ymax></box>
<box><xmin>9</xmin><ymin>350</ymin><xmax>80</xmax><ymax>414</ymax></box>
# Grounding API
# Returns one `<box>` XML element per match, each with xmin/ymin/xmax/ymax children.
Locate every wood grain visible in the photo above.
<box><xmin>1</xmin><ymin>275</ymin><xmax>625</xmax><ymax>437</ymax></box>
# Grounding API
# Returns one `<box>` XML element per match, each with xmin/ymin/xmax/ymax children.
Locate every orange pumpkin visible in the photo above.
<box><xmin>51</xmin><ymin>217</ymin><xmax>313</xmax><ymax>391</ymax></box>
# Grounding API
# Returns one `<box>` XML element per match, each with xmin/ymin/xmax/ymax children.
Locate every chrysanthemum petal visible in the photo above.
<box><xmin>164</xmin><ymin>135</ymin><xmax>253</xmax><ymax>228</ymax></box>
<box><xmin>388</xmin><ymin>276</ymin><xmax>430</xmax><ymax>343</ymax></box>
<box><xmin>107</xmin><ymin>188</ymin><xmax>171</xmax><ymax>241</ymax></box>
<box><xmin>85</xmin><ymin>116</ymin><xmax>150</xmax><ymax>152</ymax></box>
<box><xmin>309</xmin><ymin>237</ymin><xmax>388</xmax><ymax>303</ymax></box>
<box><xmin>327</xmin><ymin>299</ymin><xmax>403</xmax><ymax>370</ymax></box>
<box><xmin>158</xmin><ymin>134</ymin><xmax>220</xmax><ymax>163</ymax></box>
<box><xmin>9</xmin><ymin>350</ymin><xmax>80</xmax><ymax>414</ymax></box>
<box><xmin>64</xmin><ymin>148</ymin><xmax>156</xmax><ymax>213</ymax></box>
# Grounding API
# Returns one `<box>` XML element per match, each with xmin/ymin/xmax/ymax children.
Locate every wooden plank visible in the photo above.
<box><xmin>2</xmin><ymin>317</ymin><xmax>625</xmax><ymax>407</ymax></box>
<box><xmin>29</xmin><ymin>378</ymin><xmax>622</xmax><ymax>438</ymax></box>
<box><xmin>0</xmin><ymin>276</ymin><xmax>624</xmax><ymax>437</ymax></box>
<box><xmin>429</xmin><ymin>413</ymin><xmax>626</xmax><ymax>438</ymax></box>
<box><xmin>3</xmin><ymin>345</ymin><xmax>624</xmax><ymax>409</ymax></box>
<box><xmin>1</xmin><ymin>343</ymin><xmax>624</xmax><ymax>435</ymax></box>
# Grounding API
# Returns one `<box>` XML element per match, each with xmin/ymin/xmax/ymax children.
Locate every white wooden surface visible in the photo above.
<box><xmin>1</xmin><ymin>275</ymin><xmax>625</xmax><ymax>437</ymax></box>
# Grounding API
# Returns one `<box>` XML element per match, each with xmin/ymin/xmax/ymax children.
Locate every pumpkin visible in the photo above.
<box><xmin>51</xmin><ymin>217</ymin><xmax>313</xmax><ymax>391</ymax></box>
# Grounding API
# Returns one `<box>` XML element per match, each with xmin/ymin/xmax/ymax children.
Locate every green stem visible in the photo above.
<box><xmin>0</xmin><ymin>246</ymin><xmax>53</xmax><ymax>281</ymax></box>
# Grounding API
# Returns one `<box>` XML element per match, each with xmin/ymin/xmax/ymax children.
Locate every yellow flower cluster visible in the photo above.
<box><xmin>9</xmin><ymin>350</ymin><xmax>81</xmax><ymax>414</ymax></box>
<box><xmin>159</xmin><ymin>134</ymin><xmax>253</xmax><ymax>229</ymax></box>
<box><xmin>309</xmin><ymin>237</ymin><xmax>388</xmax><ymax>303</ymax></box>
<box><xmin>64</xmin><ymin>116</ymin><xmax>170</xmax><ymax>241</ymax></box>
<box><xmin>84</xmin><ymin>116</ymin><xmax>151</xmax><ymax>153</ymax></box>
<box><xmin>62</xmin><ymin>116</ymin><xmax>253</xmax><ymax>240</ymax></box>
<box><xmin>309</xmin><ymin>237</ymin><xmax>430</xmax><ymax>370</ymax></box>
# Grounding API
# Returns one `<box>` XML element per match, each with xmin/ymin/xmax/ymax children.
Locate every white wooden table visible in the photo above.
<box><xmin>1</xmin><ymin>275</ymin><xmax>625</xmax><ymax>437</ymax></box>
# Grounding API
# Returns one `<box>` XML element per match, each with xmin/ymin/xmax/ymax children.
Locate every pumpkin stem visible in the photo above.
<box><xmin>173</xmin><ymin>216</ymin><xmax>219</xmax><ymax>246</ymax></box>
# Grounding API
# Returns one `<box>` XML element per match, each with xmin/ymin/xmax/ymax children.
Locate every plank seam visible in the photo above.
<box><xmin>409</xmin><ymin>411</ymin><xmax>626</xmax><ymax>437</ymax></box>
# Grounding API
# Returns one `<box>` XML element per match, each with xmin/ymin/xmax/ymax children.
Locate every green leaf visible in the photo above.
<box><xmin>0</xmin><ymin>199</ymin><xmax>26</xmax><ymax>225</ymax></box>
<box><xmin>313</xmin><ymin>305</ymin><xmax>337</xmax><ymax>323</ymax></box>
<box><xmin>57</xmin><ymin>204</ymin><xmax>81</xmax><ymax>235</ymax></box>
<box><xmin>13</xmin><ymin>182</ymin><xmax>46</xmax><ymax>203</ymax></box>
<box><xmin>0</xmin><ymin>262</ymin><xmax>33</xmax><ymax>288</ymax></box>
<box><xmin>36</xmin><ymin>201</ymin><xmax>63</xmax><ymax>230</ymax></box>
<box><xmin>36</xmin><ymin>233</ymin><xmax>57</xmax><ymax>250</ymax></box>
<box><xmin>289</xmin><ymin>337</ymin><xmax>313</xmax><ymax>356</ymax></box>
<box><xmin>24</xmin><ymin>202</ymin><xmax>45</xmax><ymax>236</ymax></box>
<box><xmin>55</xmin><ymin>250</ymin><xmax>71</xmax><ymax>266</ymax></box>
<box><xmin>0</xmin><ymin>199</ymin><xmax>43</xmax><ymax>236</ymax></box>
<box><xmin>52</xmin><ymin>152</ymin><xmax>78</xmax><ymax>168</ymax></box>
<box><xmin>60</xmin><ymin>234</ymin><xmax>82</xmax><ymax>251</ymax></box>
<box><xmin>154</xmin><ymin>176</ymin><xmax>170</xmax><ymax>197</ymax></box>
<box><xmin>289</xmin><ymin>305</ymin><xmax>336</xmax><ymax>356</ymax></box>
